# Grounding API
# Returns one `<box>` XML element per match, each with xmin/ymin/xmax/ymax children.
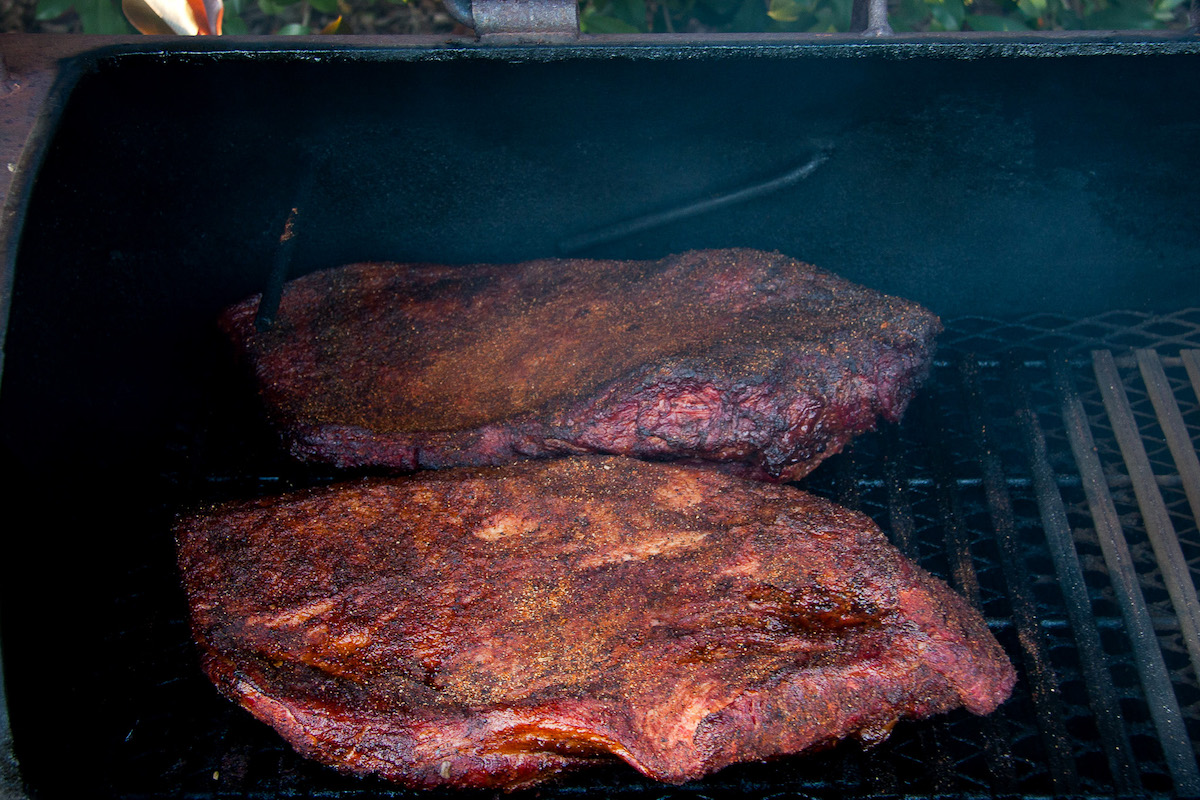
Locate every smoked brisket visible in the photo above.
<box><xmin>176</xmin><ymin>456</ymin><xmax>1015</xmax><ymax>790</ymax></box>
<box><xmin>220</xmin><ymin>248</ymin><xmax>941</xmax><ymax>481</ymax></box>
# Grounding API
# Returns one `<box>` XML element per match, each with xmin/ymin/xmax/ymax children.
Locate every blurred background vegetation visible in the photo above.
<box><xmin>5</xmin><ymin>0</ymin><xmax>1194</xmax><ymax>38</ymax></box>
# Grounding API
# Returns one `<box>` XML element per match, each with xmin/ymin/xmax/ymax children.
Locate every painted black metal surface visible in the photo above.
<box><xmin>14</xmin><ymin>39</ymin><xmax>1200</xmax><ymax>322</ymax></box>
<box><xmin>6</xmin><ymin>311</ymin><xmax>1200</xmax><ymax>798</ymax></box>
<box><xmin>1</xmin><ymin>38</ymin><xmax>1200</xmax><ymax>799</ymax></box>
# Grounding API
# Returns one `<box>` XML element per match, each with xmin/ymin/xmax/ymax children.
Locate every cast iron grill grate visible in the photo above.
<box><xmin>108</xmin><ymin>310</ymin><xmax>1200</xmax><ymax>799</ymax></box>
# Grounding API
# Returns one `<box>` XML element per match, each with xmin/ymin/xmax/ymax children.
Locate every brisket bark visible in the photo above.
<box><xmin>220</xmin><ymin>248</ymin><xmax>941</xmax><ymax>481</ymax></box>
<box><xmin>176</xmin><ymin>456</ymin><xmax>1015</xmax><ymax>790</ymax></box>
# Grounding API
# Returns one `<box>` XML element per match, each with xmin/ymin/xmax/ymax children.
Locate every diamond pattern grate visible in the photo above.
<box><xmin>81</xmin><ymin>309</ymin><xmax>1200</xmax><ymax>798</ymax></box>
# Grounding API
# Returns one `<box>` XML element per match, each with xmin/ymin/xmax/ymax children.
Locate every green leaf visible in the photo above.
<box><xmin>965</xmin><ymin>11</ymin><xmax>1031</xmax><ymax>27</ymax></box>
<box><xmin>827</xmin><ymin>0</ymin><xmax>854</xmax><ymax>28</ymax></box>
<box><xmin>767</xmin><ymin>0</ymin><xmax>805</xmax><ymax>21</ymax></box>
<box><xmin>221</xmin><ymin>10</ymin><xmax>248</xmax><ymax>30</ymax></box>
<box><xmin>1056</xmin><ymin>8</ymin><xmax>1087</xmax><ymax>27</ymax></box>
<box><xmin>1151</xmin><ymin>0</ymin><xmax>1187</xmax><ymax>17</ymax></box>
<box><xmin>34</xmin><ymin>0</ymin><xmax>74</xmax><ymax>20</ymax></box>
<box><xmin>929</xmin><ymin>4</ymin><xmax>959</xmax><ymax>26</ymax></box>
<box><xmin>579</xmin><ymin>9</ymin><xmax>641</xmax><ymax>30</ymax></box>
<box><xmin>77</xmin><ymin>0</ymin><xmax>134</xmax><ymax>32</ymax></box>
<box><xmin>729</xmin><ymin>0</ymin><xmax>773</xmax><ymax>29</ymax></box>
<box><xmin>694</xmin><ymin>0</ymin><xmax>746</xmax><ymax>17</ymax></box>
<box><xmin>1084</xmin><ymin>3</ymin><xmax>1160</xmax><ymax>25</ymax></box>
<box><xmin>308</xmin><ymin>0</ymin><xmax>338</xmax><ymax>14</ymax></box>
<box><xmin>579</xmin><ymin>0</ymin><xmax>643</xmax><ymax>29</ymax></box>
<box><xmin>601</xmin><ymin>0</ymin><xmax>646</xmax><ymax>27</ymax></box>
<box><xmin>926</xmin><ymin>0</ymin><xmax>965</xmax><ymax>28</ymax></box>
<box><xmin>276</xmin><ymin>20</ymin><xmax>307</xmax><ymax>32</ymax></box>
<box><xmin>805</xmin><ymin>4</ymin><xmax>839</xmax><ymax>30</ymax></box>
<box><xmin>889</xmin><ymin>0</ymin><xmax>935</xmax><ymax>30</ymax></box>
<box><xmin>1016</xmin><ymin>0</ymin><xmax>1046</xmax><ymax>20</ymax></box>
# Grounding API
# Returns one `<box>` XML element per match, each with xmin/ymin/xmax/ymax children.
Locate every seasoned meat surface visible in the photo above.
<box><xmin>176</xmin><ymin>457</ymin><xmax>1015</xmax><ymax>790</ymax></box>
<box><xmin>220</xmin><ymin>248</ymin><xmax>941</xmax><ymax>481</ymax></box>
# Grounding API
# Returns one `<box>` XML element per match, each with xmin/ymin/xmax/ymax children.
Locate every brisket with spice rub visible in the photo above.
<box><xmin>176</xmin><ymin>456</ymin><xmax>1015</xmax><ymax>791</ymax></box>
<box><xmin>220</xmin><ymin>248</ymin><xmax>941</xmax><ymax>481</ymax></box>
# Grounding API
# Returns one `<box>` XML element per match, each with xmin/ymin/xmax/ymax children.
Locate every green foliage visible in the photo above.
<box><xmin>307</xmin><ymin>0</ymin><xmax>339</xmax><ymax>15</ymax></box>
<box><xmin>248</xmin><ymin>0</ymin><xmax>343</xmax><ymax>33</ymax></box>
<box><xmin>39</xmin><ymin>0</ymin><xmax>1191</xmax><ymax>35</ymax></box>
<box><xmin>221</xmin><ymin>0</ymin><xmax>250</xmax><ymax>30</ymax></box>
<box><xmin>37</xmin><ymin>0</ymin><xmax>135</xmax><ymax>32</ymax></box>
<box><xmin>34</xmin><ymin>0</ymin><xmax>75</xmax><ymax>21</ymax></box>
<box><xmin>581</xmin><ymin>0</ymin><xmax>1188</xmax><ymax>32</ymax></box>
<box><xmin>892</xmin><ymin>0</ymin><xmax>1187</xmax><ymax>30</ymax></box>
<box><xmin>581</xmin><ymin>0</ymin><xmax>860</xmax><ymax>31</ymax></box>
<box><xmin>35</xmin><ymin>0</ymin><xmax>342</xmax><ymax>35</ymax></box>
<box><xmin>580</xmin><ymin>0</ymin><xmax>645</xmax><ymax>32</ymax></box>
<box><xmin>961</xmin><ymin>13</ymin><xmax>1030</xmax><ymax>29</ymax></box>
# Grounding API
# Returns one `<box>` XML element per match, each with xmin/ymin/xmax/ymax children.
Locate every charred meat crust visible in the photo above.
<box><xmin>220</xmin><ymin>248</ymin><xmax>941</xmax><ymax>481</ymax></box>
<box><xmin>176</xmin><ymin>457</ymin><xmax>1015</xmax><ymax>790</ymax></box>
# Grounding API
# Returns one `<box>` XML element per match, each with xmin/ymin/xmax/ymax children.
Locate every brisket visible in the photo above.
<box><xmin>220</xmin><ymin>248</ymin><xmax>941</xmax><ymax>481</ymax></box>
<box><xmin>176</xmin><ymin>456</ymin><xmax>1015</xmax><ymax>790</ymax></box>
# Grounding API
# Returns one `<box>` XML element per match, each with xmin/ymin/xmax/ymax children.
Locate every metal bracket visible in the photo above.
<box><xmin>443</xmin><ymin>0</ymin><xmax>579</xmax><ymax>38</ymax></box>
<box><xmin>850</xmin><ymin>0</ymin><xmax>892</xmax><ymax>35</ymax></box>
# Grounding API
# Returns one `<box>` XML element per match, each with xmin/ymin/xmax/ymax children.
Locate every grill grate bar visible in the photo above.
<box><xmin>1005</xmin><ymin>359</ymin><xmax>1141</xmax><ymax>794</ymax></box>
<box><xmin>927</xmin><ymin>398</ymin><xmax>985</xmax><ymax>611</ymax></box>
<box><xmin>944</xmin><ymin>356</ymin><xmax>1193</xmax><ymax>370</ymax></box>
<box><xmin>922</xmin><ymin>396</ymin><xmax>1019</xmax><ymax>791</ymax></box>
<box><xmin>882</xmin><ymin>425</ymin><xmax>918</xmax><ymax>559</ymax></box>
<box><xmin>1182</xmin><ymin>350</ymin><xmax>1200</xmax><ymax>401</ymax></box>
<box><xmin>1052</xmin><ymin>355</ymin><xmax>1200</xmax><ymax>794</ymax></box>
<box><xmin>1092</xmin><ymin>351</ymin><xmax>1200</xmax><ymax>682</ymax></box>
<box><xmin>879</xmin><ymin>425</ymin><xmax>960</xmax><ymax>795</ymax></box>
<box><xmin>832</xmin><ymin>448</ymin><xmax>903</xmax><ymax>795</ymax></box>
<box><xmin>957</xmin><ymin>357</ymin><xmax>1079</xmax><ymax>794</ymax></box>
<box><xmin>1040</xmin><ymin>615</ymin><xmax>1188</xmax><ymax>631</ymax></box>
<box><xmin>99</xmin><ymin>313</ymin><xmax>1200</xmax><ymax>799</ymax></box>
<box><xmin>1137</xmin><ymin>349</ymin><xmax>1200</xmax><ymax>526</ymax></box>
<box><xmin>851</xmin><ymin>474</ymin><xmax>1188</xmax><ymax>491</ymax></box>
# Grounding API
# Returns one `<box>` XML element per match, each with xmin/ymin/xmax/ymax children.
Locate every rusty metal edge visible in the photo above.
<box><xmin>0</xmin><ymin>38</ymin><xmax>102</xmax><ymax>394</ymax></box>
<box><xmin>0</xmin><ymin>37</ymin><xmax>95</xmax><ymax>800</ymax></box>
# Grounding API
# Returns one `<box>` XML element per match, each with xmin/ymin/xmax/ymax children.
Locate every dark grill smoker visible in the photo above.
<box><xmin>0</xmin><ymin>15</ymin><xmax>1199</xmax><ymax>798</ymax></box>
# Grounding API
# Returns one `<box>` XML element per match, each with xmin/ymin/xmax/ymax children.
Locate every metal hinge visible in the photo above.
<box><xmin>442</xmin><ymin>0</ymin><xmax>579</xmax><ymax>39</ymax></box>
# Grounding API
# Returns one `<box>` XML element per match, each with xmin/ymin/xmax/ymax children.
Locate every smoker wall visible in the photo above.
<box><xmin>23</xmin><ymin>47</ymin><xmax>1200</xmax><ymax>317</ymax></box>
<box><xmin>0</xmin><ymin>40</ymin><xmax>1198</xmax><ymax>799</ymax></box>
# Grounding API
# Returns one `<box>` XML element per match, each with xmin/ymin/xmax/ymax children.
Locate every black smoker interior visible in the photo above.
<box><xmin>1</xmin><ymin>40</ymin><xmax>1199</xmax><ymax>798</ymax></box>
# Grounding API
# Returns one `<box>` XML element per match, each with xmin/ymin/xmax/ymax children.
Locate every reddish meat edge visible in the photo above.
<box><xmin>219</xmin><ymin>248</ymin><xmax>942</xmax><ymax>481</ymax></box>
<box><xmin>176</xmin><ymin>457</ymin><xmax>1015</xmax><ymax>791</ymax></box>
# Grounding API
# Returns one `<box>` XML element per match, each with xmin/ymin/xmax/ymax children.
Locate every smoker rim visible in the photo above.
<box><xmin>1</xmin><ymin>30</ymin><xmax>1200</xmax><ymax>800</ymax></box>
